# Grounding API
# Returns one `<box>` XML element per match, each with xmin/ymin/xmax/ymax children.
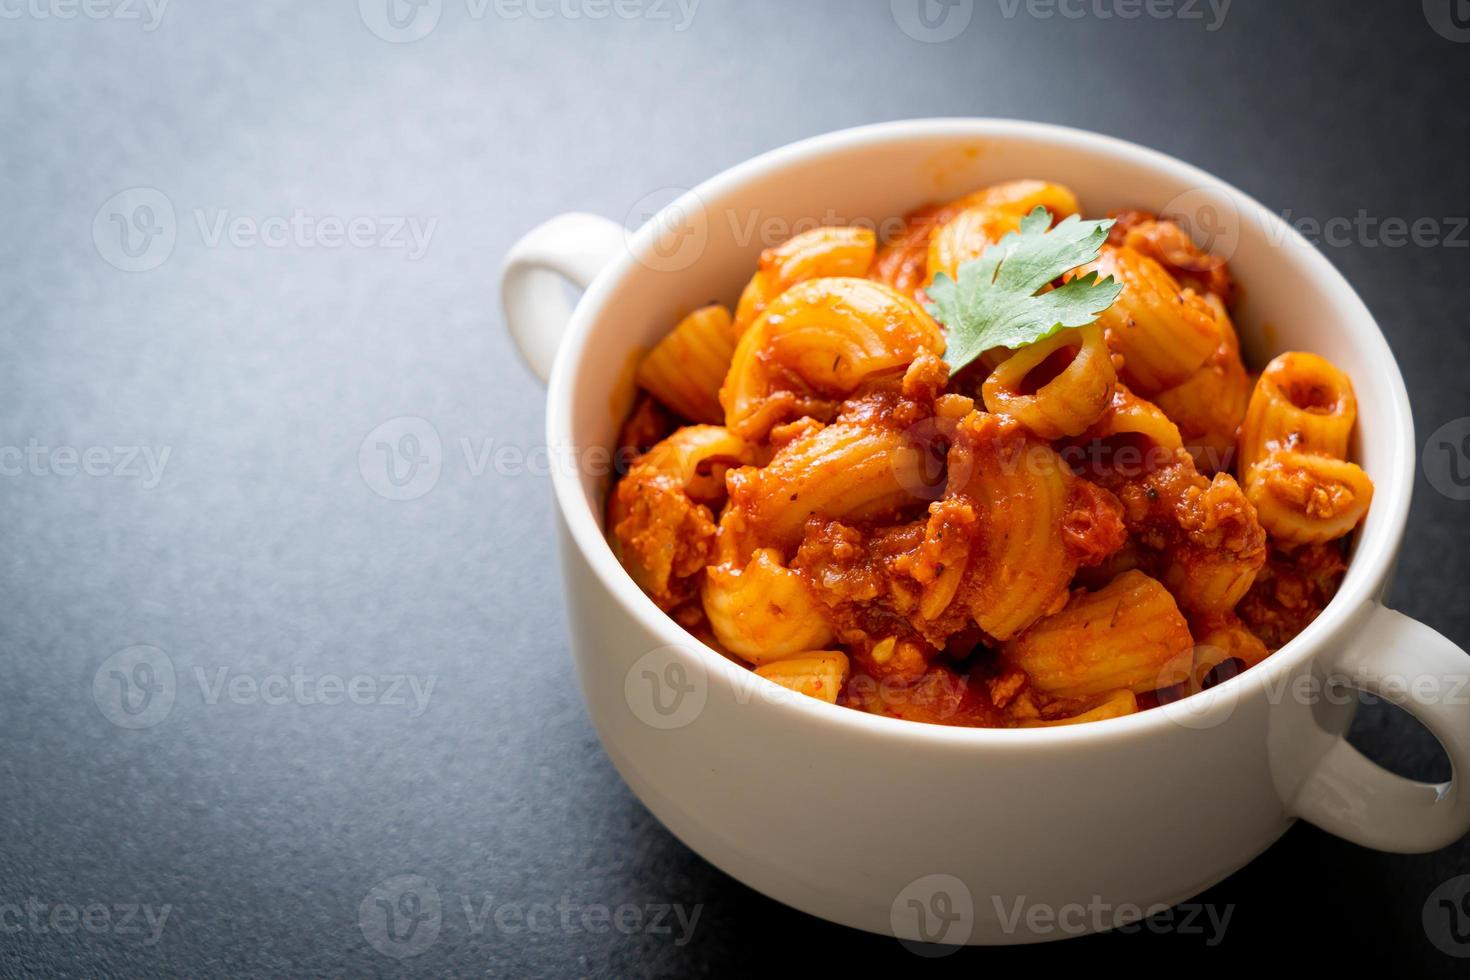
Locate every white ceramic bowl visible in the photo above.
<box><xmin>501</xmin><ymin>120</ymin><xmax>1470</xmax><ymax>945</ymax></box>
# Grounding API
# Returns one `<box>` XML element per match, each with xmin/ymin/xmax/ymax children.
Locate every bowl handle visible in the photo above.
<box><xmin>501</xmin><ymin>213</ymin><xmax>625</xmax><ymax>383</ymax></box>
<box><xmin>1290</xmin><ymin>604</ymin><xmax>1470</xmax><ymax>852</ymax></box>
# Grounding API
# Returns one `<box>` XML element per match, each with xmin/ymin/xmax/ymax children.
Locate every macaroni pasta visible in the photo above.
<box><xmin>608</xmin><ymin>179</ymin><xmax>1373</xmax><ymax>727</ymax></box>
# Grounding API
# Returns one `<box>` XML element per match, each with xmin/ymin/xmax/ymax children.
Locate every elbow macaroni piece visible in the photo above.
<box><xmin>1202</xmin><ymin>293</ymin><xmax>1239</xmax><ymax>354</ymax></box>
<box><xmin>605</xmin><ymin>182</ymin><xmax>1374</xmax><ymax>727</ymax></box>
<box><xmin>733</xmin><ymin>272</ymin><xmax>777</xmax><ymax>337</ymax></box>
<box><xmin>721</xmin><ymin>277</ymin><xmax>944</xmax><ymax>440</ymax></box>
<box><xmin>1239</xmin><ymin>352</ymin><xmax>1371</xmax><ymax>545</ymax></box>
<box><xmin>733</xmin><ymin>226</ymin><xmax>877</xmax><ymax>334</ymax></box>
<box><xmin>1245</xmin><ymin>449</ymin><xmax>1374</xmax><ymax>545</ymax></box>
<box><xmin>1238</xmin><ymin>351</ymin><xmax>1358</xmax><ymax>475</ymax></box>
<box><xmin>870</xmin><ymin>180</ymin><xmax>1079</xmax><ymax>297</ymax></box>
<box><xmin>1074</xmin><ymin>386</ymin><xmax>1265</xmax><ymax>616</ymax></box>
<box><xmin>754</xmin><ymin>651</ymin><xmax>849</xmax><ymax>704</ymax></box>
<box><xmin>729</xmin><ymin>417</ymin><xmax>930</xmax><ymax>549</ymax></box>
<box><xmin>636</xmin><ymin>304</ymin><xmax>737</xmax><ymax>424</ymax></box>
<box><xmin>703</xmin><ymin>548</ymin><xmax>835</xmax><ymax>663</ymax></box>
<box><xmin>925</xmin><ymin>205</ymin><xmax>1024</xmax><ymax>285</ymax></box>
<box><xmin>1189</xmin><ymin>613</ymin><xmax>1270</xmax><ymax>691</ymax></box>
<box><xmin>1065</xmin><ymin>385</ymin><xmax>1184</xmax><ymax>478</ymax></box>
<box><xmin>929</xmin><ymin>412</ymin><xmax>1120</xmax><ymax>640</ymax></box>
<box><xmin>608</xmin><ymin>426</ymin><xmax>754</xmax><ymax>609</ymax></box>
<box><xmin>764</xmin><ymin>226</ymin><xmax>877</xmax><ymax>290</ymax></box>
<box><xmin>1153</xmin><ymin>294</ymin><xmax>1249</xmax><ymax>474</ymax></box>
<box><xmin>1152</xmin><ymin>350</ymin><xmax>1252</xmax><ymax>475</ymax></box>
<box><xmin>958</xmin><ymin>179</ymin><xmax>1080</xmax><ymax>221</ymax></box>
<box><xmin>982</xmin><ymin>323</ymin><xmax>1116</xmax><ymax>439</ymax></box>
<box><xmin>1002</xmin><ymin>570</ymin><xmax>1195</xmax><ymax>698</ymax></box>
<box><xmin>1085</xmin><ymin>245</ymin><xmax>1221</xmax><ymax>394</ymax></box>
<box><xmin>870</xmin><ymin>201</ymin><xmax>960</xmax><ymax>297</ymax></box>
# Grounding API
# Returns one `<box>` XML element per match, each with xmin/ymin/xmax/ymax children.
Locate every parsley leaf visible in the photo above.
<box><xmin>924</xmin><ymin>206</ymin><xmax>1123</xmax><ymax>374</ymax></box>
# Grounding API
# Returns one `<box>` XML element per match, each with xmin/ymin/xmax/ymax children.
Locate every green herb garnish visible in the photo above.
<box><xmin>924</xmin><ymin>206</ymin><xmax>1122</xmax><ymax>374</ymax></box>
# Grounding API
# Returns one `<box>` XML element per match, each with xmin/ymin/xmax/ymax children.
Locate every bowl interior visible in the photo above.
<box><xmin>553</xmin><ymin>121</ymin><xmax>1410</xmax><ymax>691</ymax></box>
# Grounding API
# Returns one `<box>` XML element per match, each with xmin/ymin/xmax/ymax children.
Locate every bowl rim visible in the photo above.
<box><xmin>545</xmin><ymin>117</ymin><xmax>1414</xmax><ymax>747</ymax></box>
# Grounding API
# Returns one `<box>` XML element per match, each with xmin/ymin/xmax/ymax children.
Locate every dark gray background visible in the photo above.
<box><xmin>2</xmin><ymin>0</ymin><xmax>1468</xmax><ymax>976</ymax></box>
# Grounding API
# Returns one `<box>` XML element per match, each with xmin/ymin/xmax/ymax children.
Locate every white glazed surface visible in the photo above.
<box><xmin>503</xmin><ymin>120</ymin><xmax>1470</xmax><ymax>944</ymax></box>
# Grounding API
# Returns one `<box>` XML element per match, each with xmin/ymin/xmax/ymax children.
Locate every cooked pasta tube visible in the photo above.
<box><xmin>1153</xmin><ymin>335</ymin><xmax>1252</xmax><ymax>475</ymax></box>
<box><xmin>733</xmin><ymin>226</ymin><xmax>877</xmax><ymax>334</ymax></box>
<box><xmin>1002</xmin><ymin>570</ymin><xmax>1194</xmax><ymax>698</ymax></box>
<box><xmin>703</xmin><ymin>548</ymin><xmax>835</xmax><ymax>664</ymax></box>
<box><xmin>733</xmin><ymin>271</ymin><xmax>777</xmax><ymax>336</ymax></box>
<box><xmin>1063</xmin><ymin>385</ymin><xmax>1183</xmax><ymax>479</ymax></box>
<box><xmin>636</xmin><ymin>304</ymin><xmax>736</xmax><ymax>423</ymax></box>
<box><xmin>870</xmin><ymin>201</ymin><xmax>960</xmax><ymax>296</ymax></box>
<box><xmin>1084</xmin><ymin>245</ymin><xmax>1221</xmax><ymax>394</ymax></box>
<box><xmin>869</xmin><ymin>181</ymin><xmax>1078</xmax><ymax>297</ymax></box>
<box><xmin>729</xmin><ymin>417</ymin><xmax>930</xmax><ymax>548</ymax></box>
<box><xmin>764</xmin><ymin>226</ymin><xmax>877</xmax><ymax>291</ymax></box>
<box><xmin>754</xmin><ymin>651</ymin><xmax>849</xmax><ymax>704</ymax></box>
<box><xmin>1202</xmin><ymin>293</ymin><xmax>1240</xmax><ymax>354</ymax></box>
<box><xmin>959</xmin><ymin>179</ymin><xmax>1080</xmax><ymax>221</ymax></box>
<box><xmin>721</xmin><ymin>277</ymin><xmax>944</xmax><ymax>440</ymax></box>
<box><xmin>1245</xmin><ymin>449</ymin><xmax>1374</xmax><ymax>545</ymax></box>
<box><xmin>607</xmin><ymin>426</ymin><xmax>754</xmax><ymax>609</ymax></box>
<box><xmin>606</xmin><ymin>179</ymin><xmax>1376</xmax><ymax>729</ymax></box>
<box><xmin>924</xmin><ymin>204</ymin><xmax>1024</xmax><ymax>285</ymax></box>
<box><xmin>925</xmin><ymin>412</ymin><xmax>1126</xmax><ymax>640</ymax></box>
<box><xmin>1188</xmin><ymin>613</ymin><xmax>1270</xmax><ymax>691</ymax></box>
<box><xmin>1238</xmin><ymin>351</ymin><xmax>1358</xmax><ymax>475</ymax></box>
<box><xmin>981</xmin><ymin>322</ymin><xmax>1116</xmax><ymax>439</ymax></box>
